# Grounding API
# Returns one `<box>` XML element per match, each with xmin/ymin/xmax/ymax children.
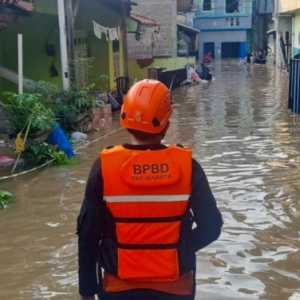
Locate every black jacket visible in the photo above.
<box><xmin>77</xmin><ymin>144</ymin><xmax>223</xmax><ymax>297</ymax></box>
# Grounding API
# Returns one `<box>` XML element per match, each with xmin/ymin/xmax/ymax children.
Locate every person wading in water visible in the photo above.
<box><xmin>77</xmin><ymin>79</ymin><xmax>223</xmax><ymax>300</ymax></box>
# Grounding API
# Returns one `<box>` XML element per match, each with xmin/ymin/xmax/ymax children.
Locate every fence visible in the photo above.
<box><xmin>289</xmin><ymin>59</ymin><xmax>300</xmax><ymax>114</ymax></box>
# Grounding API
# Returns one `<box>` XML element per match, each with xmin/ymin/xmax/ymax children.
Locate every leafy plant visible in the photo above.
<box><xmin>32</xmin><ymin>81</ymin><xmax>59</xmax><ymax>106</ymax></box>
<box><xmin>54</xmin><ymin>87</ymin><xmax>95</xmax><ymax>131</ymax></box>
<box><xmin>22</xmin><ymin>142</ymin><xmax>75</xmax><ymax>167</ymax></box>
<box><xmin>22</xmin><ymin>142</ymin><xmax>54</xmax><ymax>165</ymax></box>
<box><xmin>1</xmin><ymin>93</ymin><xmax>55</xmax><ymax>136</ymax></box>
<box><xmin>50</xmin><ymin>149</ymin><xmax>78</xmax><ymax>166</ymax></box>
<box><xmin>0</xmin><ymin>191</ymin><xmax>14</xmax><ymax>209</ymax></box>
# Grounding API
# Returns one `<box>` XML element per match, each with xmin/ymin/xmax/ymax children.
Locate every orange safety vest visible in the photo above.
<box><xmin>100</xmin><ymin>145</ymin><xmax>193</xmax><ymax>294</ymax></box>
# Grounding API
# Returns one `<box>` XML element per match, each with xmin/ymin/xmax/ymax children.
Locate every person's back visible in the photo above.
<box><xmin>77</xmin><ymin>80</ymin><xmax>223</xmax><ymax>300</ymax></box>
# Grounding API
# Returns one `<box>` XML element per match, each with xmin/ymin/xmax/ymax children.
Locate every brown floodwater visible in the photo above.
<box><xmin>1</xmin><ymin>61</ymin><xmax>300</xmax><ymax>300</ymax></box>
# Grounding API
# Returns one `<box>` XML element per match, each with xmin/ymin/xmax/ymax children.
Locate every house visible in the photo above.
<box><xmin>0</xmin><ymin>0</ymin><xmax>34</xmax><ymax>90</ymax></box>
<box><xmin>194</xmin><ymin>0</ymin><xmax>253</xmax><ymax>60</ymax></box>
<box><xmin>127</xmin><ymin>0</ymin><xmax>199</xmax><ymax>85</ymax></box>
<box><xmin>272</xmin><ymin>0</ymin><xmax>293</xmax><ymax>68</ymax></box>
<box><xmin>0</xmin><ymin>0</ymin><xmax>132</xmax><ymax>92</ymax></box>
<box><xmin>278</xmin><ymin>1</ymin><xmax>300</xmax><ymax>114</ymax></box>
<box><xmin>273</xmin><ymin>0</ymin><xmax>300</xmax><ymax>68</ymax></box>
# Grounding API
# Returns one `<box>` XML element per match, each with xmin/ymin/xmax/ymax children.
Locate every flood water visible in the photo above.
<box><xmin>1</xmin><ymin>61</ymin><xmax>300</xmax><ymax>299</ymax></box>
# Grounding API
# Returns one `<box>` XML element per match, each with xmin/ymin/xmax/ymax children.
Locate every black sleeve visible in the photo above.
<box><xmin>190</xmin><ymin>159</ymin><xmax>223</xmax><ymax>251</ymax></box>
<box><xmin>77</xmin><ymin>159</ymin><xmax>104</xmax><ymax>297</ymax></box>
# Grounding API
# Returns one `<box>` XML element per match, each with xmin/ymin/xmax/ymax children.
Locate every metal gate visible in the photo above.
<box><xmin>289</xmin><ymin>59</ymin><xmax>300</xmax><ymax>114</ymax></box>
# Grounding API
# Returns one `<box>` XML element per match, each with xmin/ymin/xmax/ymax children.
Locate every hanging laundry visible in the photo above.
<box><xmin>93</xmin><ymin>21</ymin><xmax>108</xmax><ymax>40</ymax></box>
<box><xmin>93</xmin><ymin>20</ymin><xmax>119</xmax><ymax>41</ymax></box>
<box><xmin>108</xmin><ymin>27</ymin><xmax>119</xmax><ymax>41</ymax></box>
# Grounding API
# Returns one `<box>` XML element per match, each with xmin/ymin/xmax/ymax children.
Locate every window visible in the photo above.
<box><xmin>203</xmin><ymin>0</ymin><xmax>212</xmax><ymax>11</ymax></box>
<box><xmin>226</xmin><ymin>0</ymin><xmax>239</xmax><ymax>13</ymax></box>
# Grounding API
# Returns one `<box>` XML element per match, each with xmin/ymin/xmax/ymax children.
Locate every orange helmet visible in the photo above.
<box><xmin>120</xmin><ymin>79</ymin><xmax>172</xmax><ymax>134</ymax></box>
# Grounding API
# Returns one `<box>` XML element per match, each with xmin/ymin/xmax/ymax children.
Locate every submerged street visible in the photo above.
<box><xmin>1</xmin><ymin>61</ymin><xmax>300</xmax><ymax>299</ymax></box>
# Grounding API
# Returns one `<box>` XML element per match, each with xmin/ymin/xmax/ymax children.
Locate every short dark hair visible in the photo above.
<box><xmin>127</xmin><ymin>129</ymin><xmax>162</xmax><ymax>142</ymax></box>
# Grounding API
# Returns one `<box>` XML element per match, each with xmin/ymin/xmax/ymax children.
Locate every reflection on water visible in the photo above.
<box><xmin>1</xmin><ymin>61</ymin><xmax>300</xmax><ymax>300</ymax></box>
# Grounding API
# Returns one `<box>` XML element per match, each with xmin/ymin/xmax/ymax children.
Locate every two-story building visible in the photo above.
<box><xmin>0</xmin><ymin>0</ymin><xmax>132</xmax><ymax>92</ymax></box>
<box><xmin>194</xmin><ymin>0</ymin><xmax>253</xmax><ymax>60</ymax></box>
<box><xmin>127</xmin><ymin>0</ymin><xmax>199</xmax><ymax>84</ymax></box>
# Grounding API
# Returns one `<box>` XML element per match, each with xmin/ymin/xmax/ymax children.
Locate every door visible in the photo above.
<box><xmin>74</xmin><ymin>30</ymin><xmax>94</xmax><ymax>87</ymax></box>
<box><xmin>221</xmin><ymin>42</ymin><xmax>240</xmax><ymax>58</ymax></box>
<box><xmin>203</xmin><ymin>42</ymin><xmax>215</xmax><ymax>58</ymax></box>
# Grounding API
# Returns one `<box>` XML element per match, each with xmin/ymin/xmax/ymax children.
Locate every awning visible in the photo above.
<box><xmin>177</xmin><ymin>23</ymin><xmax>200</xmax><ymax>34</ymax></box>
<box><xmin>0</xmin><ymin>0</ymin><xmax>33</xmax><ymax>12</ymax></box>
<box><xmin>279</xmin><ymin>7</ymin><xmax>300</xmax><ymax>15</ymax></box>
<box><xmin>131</xmin><ymin>14</ymin><xmax>158</xmax><ymax>26</ymax></box>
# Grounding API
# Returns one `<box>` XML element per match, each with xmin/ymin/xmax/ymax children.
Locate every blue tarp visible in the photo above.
<box><xmin>48</xmin><ymin>126</ymin><xmax>75</xmax><ymax>158</ymax></box>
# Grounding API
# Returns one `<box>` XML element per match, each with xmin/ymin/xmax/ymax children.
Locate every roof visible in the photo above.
<box><xmin>0</xmin><ymin>14</ymin><xmax>14</xmax><ymax>30</ymax></box>
<box><xmin>131</xmin><ymin>14</ymin><xmax>158</xmax><ymax>26</ymax></box>
<box><xmin>0</xmin><ymin>0</ymin><xmax>33</xmax><ymax>12</ymax></box>
<box><xmin>279</xmin><ymin>8</ymin><xmax>300</xmax><ymax>15</ymax></box>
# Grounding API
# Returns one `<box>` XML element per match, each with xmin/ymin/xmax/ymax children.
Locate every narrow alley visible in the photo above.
<box><xmin>1</xmin><ymin>61</ymin><xmax>300</xmax><ymax>300</ymax></box>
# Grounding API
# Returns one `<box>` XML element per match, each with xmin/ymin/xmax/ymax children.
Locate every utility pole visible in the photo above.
<box><xmin>17</xmin><ymin>33</ymin><xmax>23</xmax><ymax>94</ymax></box>
<box><xmin>57</xmin><ymin>0</ymin><xmax>70</xmax><ymax>90</ymax></box>
<box><xmin>121</xmin><ymin>0</ymin><xmax>129</xmax><ymax>78</ymax></box>
<box><xmin>65</xmin><ymin>0</ymin><xmax>76</xmax><ymax>84</ymax></box>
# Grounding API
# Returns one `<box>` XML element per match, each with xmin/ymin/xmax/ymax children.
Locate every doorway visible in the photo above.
<box><xmin>203</xmin><ymin>42</ymin><xmax>215</xmax><ymax>58</ymax></box>
<box><xmin>221</xmin><ymin>42</ymin><xmax>240</xmax><ymax>58</ymax></box>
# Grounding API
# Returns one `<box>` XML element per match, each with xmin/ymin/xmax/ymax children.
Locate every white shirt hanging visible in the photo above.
<box><xmin>93</xmin><ymin>20</ymin><xmax>119</xmax><ymax>41</ymax></box>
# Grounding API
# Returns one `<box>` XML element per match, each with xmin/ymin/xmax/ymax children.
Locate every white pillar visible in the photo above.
<box><xmin>57</xmin><ymin>0</ymin><xmax>70</xmax><ymax>90</ymax></box>
<box><xmin>18</xmin><ymin>33</ymin><xmax>23</xmax><ymax>94</ymax></box>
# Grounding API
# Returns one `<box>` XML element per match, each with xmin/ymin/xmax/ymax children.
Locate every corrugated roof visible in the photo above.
<box><xmin>131</xmin><ymin>14</ymin><xmax>158</xmax><ymax>26</ymax></box>
<box><xmin>0</xmin><ymin>0</ymin><xmax>33</xmax><ymax>12</ymax></box>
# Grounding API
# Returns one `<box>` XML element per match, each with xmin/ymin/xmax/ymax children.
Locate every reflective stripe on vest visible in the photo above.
<box><xmin>104</xmin><ymin>194</ymin><xmax>190</xmax><ymax>203</ymax></box>
<box><xmin>100</xmin><ymin>145</ymin><xmax>192</xmax><ymax>287</ymax></box>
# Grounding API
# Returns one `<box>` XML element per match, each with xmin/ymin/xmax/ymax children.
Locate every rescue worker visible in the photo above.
<box><xmin>77</xmin><ymin>80</ymin><xmax>223</xmax><ymax>300</ymax></box>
